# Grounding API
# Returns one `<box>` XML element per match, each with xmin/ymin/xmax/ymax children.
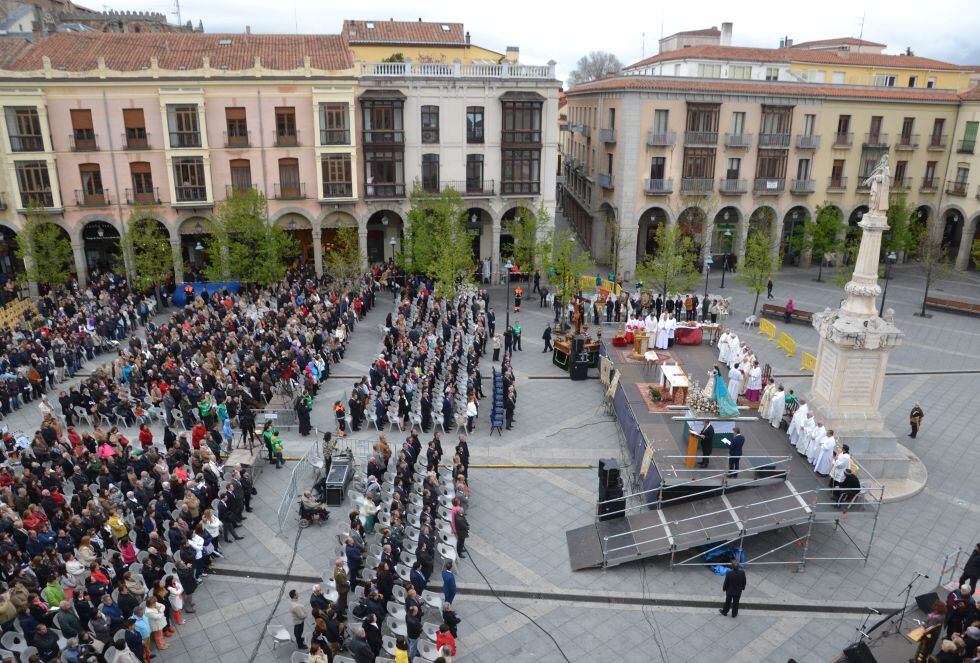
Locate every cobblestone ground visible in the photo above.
<box><xmin>13</xmin><ymin>237</ymin><xmax>978</xmax><ymax>662</ymax></box>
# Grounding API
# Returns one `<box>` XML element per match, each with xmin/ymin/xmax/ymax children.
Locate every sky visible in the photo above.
<box><xmin>96</xmin><ymin>0</ymin><xmax>980</xmax><ymax>84</ymax></box>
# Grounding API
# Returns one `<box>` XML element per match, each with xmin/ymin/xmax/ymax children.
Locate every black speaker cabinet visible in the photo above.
<box><xmin>570</xmin><ymin>360</ymin><xmax>589</xmax><ymax>380</ymax></box>
<box><xmin>915</xmin><ymin>591</ymin><xmax>940</xmax><ymax>614</ymax></box>
<box><xmin>842</xmin><ymin>641</ymin><xmax>877</xmax><ymax>663</ymax></box>
<box><xmin>572</xmin><ymin>335</ymin><xmax>585</xmax><ymax>354</ymax></box>
<box><xmin>598</xmin><ymin>459</ymin><xmax>621</xmax><ymax>488</ymax></box>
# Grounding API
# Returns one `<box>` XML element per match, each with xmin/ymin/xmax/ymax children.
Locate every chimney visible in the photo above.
<box><xmin>465</xmin><ymin>31</ymin><xmax>470</xmax><ymax>45</ymax></box>
<box><xmin>720</xmin><ymin>22</ymin><xmax>733</xmax><ymax>46</ymax></box>
<box><xmin>31</xmin><ymin>20</ymin><xmax>42</xmax><ymax>43</ymax></box>
<box><xmin>505</xmin><ymin>45</ymin><xmax>519</xmax><ymax>63</ymax></box>
<box><xmin>245</xmin><ymin>25</ymin><xmax>251</xmax><ymax>35</ymax></box>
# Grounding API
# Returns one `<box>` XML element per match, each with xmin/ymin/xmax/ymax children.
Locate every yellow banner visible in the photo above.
<box><xmin>578</xmin><ymin>275</ymin><xmax>622</xmax><ymax>296</ymax></box>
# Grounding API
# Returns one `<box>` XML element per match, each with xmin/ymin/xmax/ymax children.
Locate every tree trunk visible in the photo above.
<box><xmin>920</xmin><ymin>270</ymin><xmax>931</xmax><ymax>317</ymax></box>
<box><xmin>154</xmin><ymin>283</ymin><xmax>163</xmax><ymax>309</ymax></box>
<box><xmin>752</xmin><ymin>291</ymin><xmax>760</xmax><ymax>316</ymax></box>
<box><xmin>816</xmin><ymin>258</ymin><xmax>824</xmax><ymax>282</ymax></box>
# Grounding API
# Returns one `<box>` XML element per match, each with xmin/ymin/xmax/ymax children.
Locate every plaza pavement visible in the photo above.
<box><xmin>9</xmin><ymin>242</ymin><xmax>979</xmax><ymax>662</ymax></box>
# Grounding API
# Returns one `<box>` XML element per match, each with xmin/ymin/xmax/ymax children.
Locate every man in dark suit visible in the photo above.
<box><xmin>719</xmin><ymin>560</ymin><xmax>746</xmax><ymax>618</ymax></box>
<box><xmin>693</xmin><ymin>420</ymin><xmax>714</xmax><ymax>468</ymax></box>
<box><xmin>454</xmin><ymin>508</ymin><xmax>469</xmax><ymax>558</ymax></box>
<box><xmin>726</xmin><ymin>427</ymin><xmax>745</xmax><ymax>477</ymax></box>
<box><xmin>655</xmin><ymin>295</ymin><xmax>663</xmax><ymax>318</ymax></box>
<box><xmin>218</xmin><ymin>493</ymin><xmax>244</xmax><ymax>542</ymax></box>
<box><xmin>542</xmin><ymin>325</ymin><xmax>552</xmax><ymax>353</ymax></box>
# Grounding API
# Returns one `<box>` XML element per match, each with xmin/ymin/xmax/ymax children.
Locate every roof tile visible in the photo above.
<box><xmin>5</xmin><ymin>32</ymin><xmax>353</xmax><ymax>72</ymax></box>
<box><xmin>790</xmin><ymin>37</ymin><xmax>886</xmax><ymax>49</ymax></box>
<box><xmin>343</xmin><ymin>19</ymin><xmax>465</xmax><ymax>46</ymax></box>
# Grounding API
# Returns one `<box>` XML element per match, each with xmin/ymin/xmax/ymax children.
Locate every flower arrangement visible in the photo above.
<box><xmin>686</xmin><ymin>380</ymin><xmax>719</xmax><ymax>415</ymax></box>
<box><xmin>648</xmin><ymin>386</ymin><xmax>663</xmax><ymax>402</ymax></box>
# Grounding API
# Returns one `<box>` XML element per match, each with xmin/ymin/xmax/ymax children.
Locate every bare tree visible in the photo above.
<box><xmin>566</xmin><ymin>51</ymin><xmax>622</xmax><ymax>87</ymax></box>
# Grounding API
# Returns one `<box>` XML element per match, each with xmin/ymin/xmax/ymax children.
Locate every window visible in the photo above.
<box><xmin>954</xmin><ymin>166</ymin><xmax>969</xmax><ymax>186</ymax></box>
<box><xmin>810</xmin><ymin>70</ymin><xmax>826</xmax><ymax>83</ymax></box>
<box><xmin>465</xmin><ymin>154</ymin><xmax>485</xmax><ymax>193</ymax></box>
<box><xmin>908</xmin><ymin>76</ymin><xmax>917</xmax><ymax>87</ymax></box>
<box><xmin>501</xmin><ymin>149</ymin><xmax>540</xmax><ymax>194</ymax></box>
<box><xmin>682</xmin><ymin>147</ymin><xmax>715</xmax><ymax>179</ymax></box>
<box><xmin>173</xmin><ymin>157</ymin><xmax>206</xmax><ymax>202</ymax></box>
<box><xmin>931</xmin><ymin>119</ymin><xmax>946</xmax><ymax>144</ymax></box>
<box><xmin>869</xmin><ymin>116</ymin><xmax>883</xmax><ymax>138</ymax></box>
<box><xmin>421</xmin><ymin>105</ymin><xmax>440</xmax><ymax>144</ymax></box>
<box><xmin>466</xmin><ymin>106</ymin><xmax>484</xmax><ymax>143</ymax></box>
<box><xmin>364</xmin><ymin>149</ymin><xmax>405</xmax><ymax>197</ymax></box>
<box><xmin>653</xmin><ymin>109</ymin><xmax>669</xmax><ymax>134</ymax></box>
<box><xmin>894</xmin><ymin>160</ymin><xmax>908</xmax><ymax>185</ymax></box>
<box><xmin>926</xmin><ymin>77</ymin><xmax>936</xmax><ymax>88</ymax></box>
<box><xmin>697</xmin><ymin>63</ymin><xmax>721</xmax><ymax>78</ymax></box>
<box><xmin>796</xmin><ymin>158</ymin><xmax>811</xmax><ymax>180</ymax></box>
<box><xmin>923</xmin><ymin>161</ymin><xmax>937</xmax><ymax>186</ymax></box>
<box><xmin>321</xmin><ymin>154</ymin><xmax>352</xmax><ymax>197</ymax></box>
<box><xmin>765</xmin><ymin>67</ymin><xmax>779</xmax><ymax>81</ymax></box>
<box><xmin>78</xmin><ymin>164</ymin><xmax>104</xmax><ymax>205</ymax></box>
<box><xmin>123</xmin><ymin>109</ymin><xmax>147</xmax><ymax>148</ymax></box>
<box><xmin>129</xmin><ymin>162</ymin><xmax>155</xmax><ymax>203</ymax></box>
<box><xmin>725</xmin><ymin>157</ymin><xmax>741</xmax><ymax>180</ymax></box>
<box><xmin>421</xmin><ymin>153</ymin><xmax>440</xmax><ymax>192</ymax></box>
<box><xmin>836</xmin><ymin>114</ymin><xmax>851</xmax><ymax>141</ymax></box>
<box><xmin>802</xmin><ymin>114</ymin><xmax>816</xmax><ymax>137</ymax></box>
<box><xmin>277</xmin><ymin>158</ymin><xmax>301</xmax><ymax>198</ymax></box>
<box><xmin>15</xmin><ymin>160</ymin><xmax>52</xmax><ymax>207</ymax></box>
<box><xmin>873</xmin><ymin>74</ymin><xmax>896</xmax><ymax>87</ymax></box>
<box><xmin>361</xmin><ymin>100</ymin><xmax>404</xmax><ymax>144</ymax></box>
<box><xmin>859</xmin><ymin>154</ymin><xmax>880</xmax><ymax>178</ymax></box>
<box><xmin>761</xmin><ymin>106</ymin><xmax>791</xmax><ymax>135</ymax></box>
<box><xmin>900</xmin><ymin>117</ymin><xmax>914</xmax><ymax>141</ymax></box>
<box><xmin>649</xmin><ymin>157</ymin><xmax>665</xmax><ymax>180</ymax></box>
<box><xmin>686</xmin><ymin>104</ymin><xmax>719</xmax><ymax>132</ymax></box>
<box><xmin>166</xmin><ymin>105</ymin><xmax>200</xmax><ymax>148</ymax></box>
<box><xmin>502</xmin><ymin>101</ymin><xmax>542</xmax><ymax>144</ymax></box>
<box><xmin>5</xmin><ymin>107</ymin><xmax>43</xmax><ymax>151</ymax></box>
<box><xmin>832</xmin><ymin>72</ymin><xmax>845</xmax><ymax>84</ymax></box>
<box><xmin>756</xmin><ymin>150</ymin><xmax>786</xmax><ymax>179</ymax></box>
<box><xmin>319</xmin><ymin>103</ymin><xmax>349</xmax><ymax>145</ymax></box>
<box><xmin>961</xmin><ymin>121</ymin><xmax>978</xmax><ymax>153</ymax></box>
<box><xmin>225</xmin><ymin>107</ymin><xmax>248</xmax><ymax>147</ymax></box>
<box><xmin>70</xmin><ymin>109</ymin><xmax>96</xmax><ymax>151</ymax></box>
<box><xmin>275</xmin><ymin>107</ymin><xmax>297</xmax><ymax>146</ymax></box>
<box><xmin>830</xmin><ymin>159</ymin><xmax>845</xmax><ymax>187</ymax></box>
<box><xmin>229</xmin><ymin>159</ymin><xmax>251</xmax><ymax>192</ymax></box>
<box><xmin>730</xmin><ymin>111</ymin><xmax>745</xmax><ymax>136</ymax></box>
<box><xmin>673</xmin><ymin>64</ymin><xmax>681</xmax><ymax>76</ymax></box>
<box><xmin>729</xmin><ymin>65</ymin><xmax>750</xmax><ymax>80</ymax></box>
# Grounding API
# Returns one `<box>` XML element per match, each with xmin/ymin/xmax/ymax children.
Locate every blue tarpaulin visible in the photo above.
<box><xmin>172</xmin><ymin>282</ymin><xmax>240</xmax><ymax>306</ymax></box>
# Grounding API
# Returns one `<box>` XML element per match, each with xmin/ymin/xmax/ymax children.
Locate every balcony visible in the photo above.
<box><xmin>790</xmin><ymin>178</ymin><xmax>815</xmax><ymax>194</ymax></box>
<box><xmin>643</xmin><ymin>178</ymin><xmax>672</xmax><ymax>195</ymax></box>
<box><xmin>501</xmin><ymin>182</ymin><xmax>540</xmax><ymax>195</ymax></box>
<box><xmin>322</xmin><ymin>182</ymin><xmax>354</xmax><ymax>199</ymax></box>
<box><xmin>70</xmin><ymin>133</ymin><xmax>98</xmax><ymax>151</ymax></box>
<box><xmin>895</xmin><ymin>134</ymin><xmax>919</xmax><ymax>150</ymax></box>
<box><xmin>362</xmin><ymin>130</ymin><xmax>405</xmax><ymax>145</ymax></box>
<box><xmin>0</xmin><ymin>193</ymin><xmax>6</xmax><ymax>210</ymax></box>
<box><xmin>647</xmin><ymin>131</ymin><xmax>676</xmax><ymax>147</ymax></box>
<box><xmin>599</xmin><ymin>128</ymin><xmax>616</xmax><ymax>143</ymax></box>
<box><xmin>759</xmin><ymin>133</ymin><xmax>791</xmax><ymax>148</ymax></box>
<box><xmin>126</xmin><ymin>187</ymin><xmax>161</xmax><ymax>205</ymax></box>
<box><xmin>174</xmin><ymin>185</ymin><xmax>208</xmax><ymax>203</ymax></box>
<box><xmin>958</xmin><ymin>139</ymin><xmax>976</xmax><ymax>154</ymax></box>
<box><xmin>224</xmin><ymin>131</ymin><xmax>251</xmax><ymax>148</ymax></box>
<box><xmin>274</xmin><ymin>182</ymin><xmax>306</xmax><ymax>200</ymax></box>
<box><xmin>359</xmin><ymin>61</ymin><xmax>555</xmax><ymax>80</ymax></box>
<box><xmin>685</xmin><ymin>131</ymin><xmax>718</xmax><ymax>146</ymax></box>
<box><xmin>74</xmin><ymin>189</ymin><xmax>109</xmax><ymax>207</ymax></box>
<box><xmin>274</xmin><ymin>131</ymin><xmax>300</xmax><ymax>147</ymax></box>
<box><xmin>19</xmin><ymin>191</ymin><xmax>54</xmax><ymax>208</ymax></box>
<box><xmin>224</xmin><ymin>184</ymin><xmax>256</xmax><ymax>198</ymax></box>
<box><xmin>724</xmin><ymin>133</ymin><xmax>752</xmax><ymax>148</ymax></box>
<box><xmin>795</xmin><ymin>134</ymin><xmax>820</xmax><ymax>150</ymax></box>
<box><xmin>169</xmin><ymin>132</ymin><xmax>202</xmax><ymax>149</ymax></box>
<box><xmin>920</xmin><ymin>177</ymin><xmax>938</xmax><ymax>192</ymax></box>
<box><xmin>927</xmin><ymin>135</ymin><xmax>948</xmax><ymax>150</ymax></box>
<box><xmin>320</xmin><ymin>129</ymin><xmax>350</xmax><ymax>146</ymax></box>
<box><xmin>597</xmin><ymin>173</ymin><xmax>613</xmax><ymax>189</ymax></box>
<box><xmin>718</xmin><ymin>178</ymin><xmax>747</xmax><ymax>194</ymax></box>
<box><xmin>680</xmin><ymin>177</ymin><xmax>713</xmax><ymax>194</ymax></box>
<box><xmin>568</xmin><ymin>123</ymin><xmax>590</xmax><ymax>137</ymax></box>
<box><xmin>754</xmin><ymin>178</ymin><xmax>785</xmax><ymax>194</ymax></box>
<box><xmin>832</xmin><ymin>132</ymin><xmax>853</xmax><ymax>148</ymax></box>
<box><xmin>441</xmin><ymin>179</ymin><xmax>495</xmax><ymax>196</ymax></box>
<box><xmin>122</xmin><ymin>132</ymin><xmax>149</xmax><ymax>150</ymax></box>
<box><xmin>827</xmin><ymin>177</ymin><xmax>847</xmax><ymax>191</ymax></box>
<box><xmin>365</xmin><ymin>183</ymin><xmax>406</xmax><ymax>198</ymax></box>
<box><xmin>946</xmin><ymin>180</ymin><xmax>968</xmax><ymax>197</ymax></box>
<box><xmin>9</xmin><ymin>134</ymin><xmax>44</xmax><ymax>152</ymax></box>
<box><xmin>891</xmin><ymin>176</ymin><xmax>912</xmax><ymax>192</ymax></box>
<box><xmin>863</xmin><ymin>132</ymin><xmax>889</xmax><ymax>148</ymax></box>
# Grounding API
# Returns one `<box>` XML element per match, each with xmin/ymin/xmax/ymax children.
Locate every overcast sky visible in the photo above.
<box><xmin>101</xmin><ymin>0</ymin><xmax>980</xmax><ymax>83</ymax></box>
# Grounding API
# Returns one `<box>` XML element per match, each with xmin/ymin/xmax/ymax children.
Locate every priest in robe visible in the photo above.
<box><xmin>727</xmin><ymin>362</ymin><xmax>743</xmax><ymax>401</ymax></box>
<box><xmin>654</xmin><ymin>314</ymin><xmax>670</xmax><ymax>350</ymax></box>
<box><xmin>806</xmin><ymin>422</ymin><xmax>827</xmax><ymax>464</ymax></box>
<box><xmin>829</xmin><ymin>444</ymin><xmax>851</xmax><ymax>488</ymax></box>
<box><xmin>726</xmin><ymin>334</ymin><xmax>741</xmax><ymax>369</ymax></box>
<box><xmin>666</xmin><ymin>313</ymin><xmax>677</xmax><ymax>347</ymax></box>
<box><xmin>718</xmin><ymin>330</ymin><xmax>732</xmax><ymax>364</ymax></box>
<box><xmin>767</xmin><ymin>385</ymin><xmax>786</xmax><ymax>428</ymax></box>
<box><xmin>813</xmin><ymin>430</ymin><xmax>837</xmax><ymax>476</ymax></box>
<box><xmin>744</xmin><ymin>362</ymin><xmax>763</xmax><ymax>402</ymax></box>
<box><xmin>758</xmin><ymin>379</ymin><xmax>776</xmax><ymax>416</ymax></box>
<box><xmin>795</xmin><ymin>412</ymin><xmax>816</xmax><ymax>454</ymax></box>
<box><xmin>787</xmin><ymin>401</ymin><xmax>809</xmax><ymax>446</ymax></box>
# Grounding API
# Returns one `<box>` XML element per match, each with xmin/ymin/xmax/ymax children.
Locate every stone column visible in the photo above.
<box><xmin>491</xmin><ymin>216</ymin><xmax>502</xmax><ymax>281</ymax></box>
<box><xmin>358</xmin><ymin>226</ymin><xmax>368</xmax><ymax>269</ymax></box>
<box><xmin>312</xmin><ymin>226</ymin><xmax>324</xmax><ymax>278</ymax></box>
<box><xmin>955</xmin><ymin>216</ymin><xmax>977</xmax><ymax>270</ymax></box>
<box><xmin>735</xmin><ymin>216</ymin><xmax>750</xmax><ymax>265</ymax></box>
<box><xmin>170</xmin><ymin>239</ymin><xmax>184</xmax><ymax>284</ymax></box>
<box><xmin>71</xmin><ymin>243</ymin><xmax>87</xmax><ymax>289</ymax></box>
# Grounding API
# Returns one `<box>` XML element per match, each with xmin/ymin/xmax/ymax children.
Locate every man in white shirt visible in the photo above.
<box><xmin>829</xmin><ymin>444</ymin><xmax>851</xmax><ymax>488</ymax></box>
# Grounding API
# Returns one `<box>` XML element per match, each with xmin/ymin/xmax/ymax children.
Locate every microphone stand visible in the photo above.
<box><xmin>855</xmin><ymin>608</ymin><xmax>879</xmax><ymax>642</ymax></box>
<box><xmin>894</xmin><ymin>572</ymin><xmax>926</xmax><ymax>634</ymax></box>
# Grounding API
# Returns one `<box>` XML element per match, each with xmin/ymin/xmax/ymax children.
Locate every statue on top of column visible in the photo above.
<box><xmin>863</xmin><ymin>154</ymin><xmax>891</xmax><ymax>214</ymax></box>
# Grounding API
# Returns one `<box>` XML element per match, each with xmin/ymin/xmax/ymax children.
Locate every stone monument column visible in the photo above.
<box><xmin>808</xmin><ymin>155</ymin><xmax>908</xmax><ymax>478</ymax></box>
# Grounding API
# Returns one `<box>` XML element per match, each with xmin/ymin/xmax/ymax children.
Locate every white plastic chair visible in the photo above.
<box><xmin>290</xmin><ymin>653</ymin><xmax>310</xmax><ymax>663</ymax></box>
<box><xmin>266</xmin><ymin>623</ymin><xmax>291</xmax><ymax>650</ymax></box>
<box><xmin>0</xmin><ymin>631</ymin><xmax>26</xmax><ymax>653</ymax></box>
<box><xmin>418</xmin><ymin>638</ymin><xmax>440</xmax><ymax>661</ymax></box>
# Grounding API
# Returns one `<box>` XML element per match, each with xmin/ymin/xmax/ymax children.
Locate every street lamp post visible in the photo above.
<box><xmin>879</xmin><ymin>251</ymin><xmax>897</xmax><ymax>316</ymax></box>
<box><xmin>720</xmin><ymin>228</ymin><xmax>732</xmax><ymax>288</ymax></box>
<box><xmin>703</xmin><ymin>254</ymin><xmax>713</xmax><ymax>301</ymax></box>
<box><xmin>503</xmin><ymin>259</ymin><xmax>513</xmax><ymax>340</ymax></box>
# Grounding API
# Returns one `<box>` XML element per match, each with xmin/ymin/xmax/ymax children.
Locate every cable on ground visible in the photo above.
<box><xmin>247</xmin><ymin>523</ymin><xmax>304</xmax><ymax>662</ymax></box>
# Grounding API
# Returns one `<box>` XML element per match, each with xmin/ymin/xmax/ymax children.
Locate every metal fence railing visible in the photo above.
<box><xmin>274</xmin><ymin>433</ymin><xmax>320</xmax><ymax>534</ymax></box>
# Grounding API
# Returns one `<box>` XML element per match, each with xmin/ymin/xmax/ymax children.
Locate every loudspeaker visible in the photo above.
<box><xmin>572</xmin><ymin>335</ymin><xmax>585</xmax><ymax>354</ymax></box>
<box><xmin>570</xmin><ymin>360</ymin><xmax>589</xmax><ymax>381</ymax></box>
<box><xmin>915</xmin><ymin>591</ymin><xmax>940</xmax><ymax>614</ymax></box>
<box><xmin>598</xmin><ymin>459</ymin><xmax>621</xmax><ymax>489</ymax></box>
<box><xmin>598</xmin><ymin>484</ymin><xmax>625</xmax><ymax>522</ymax></box>
<box><xmin>842</xmin><ymin>641</ymin><xmax>877</xmax><ymax>663</ymax></box>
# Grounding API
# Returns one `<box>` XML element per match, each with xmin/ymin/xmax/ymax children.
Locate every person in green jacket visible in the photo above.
<box><xmin>197</xmin><ymin>395</ymin><xmax>214</xmax><ymax>427</ymax></box>
<box><xmin>42</xmin><ymin>579</ymin><xmax>66</xmax><ymax>607</ymax></box>
<box><xmin>271</xmin><ymin>434</ymin><xmax>284</xmax><ymax>469</ymax></box>
<box><xmin>511</xmin><ymin>321</ymin><xmax>523</xmax><ymax>351</ymax></box>
<box><xmin>262</xmin><ymin>421</ymin><xmax>278</xmax><ymax>463</ymax></box>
